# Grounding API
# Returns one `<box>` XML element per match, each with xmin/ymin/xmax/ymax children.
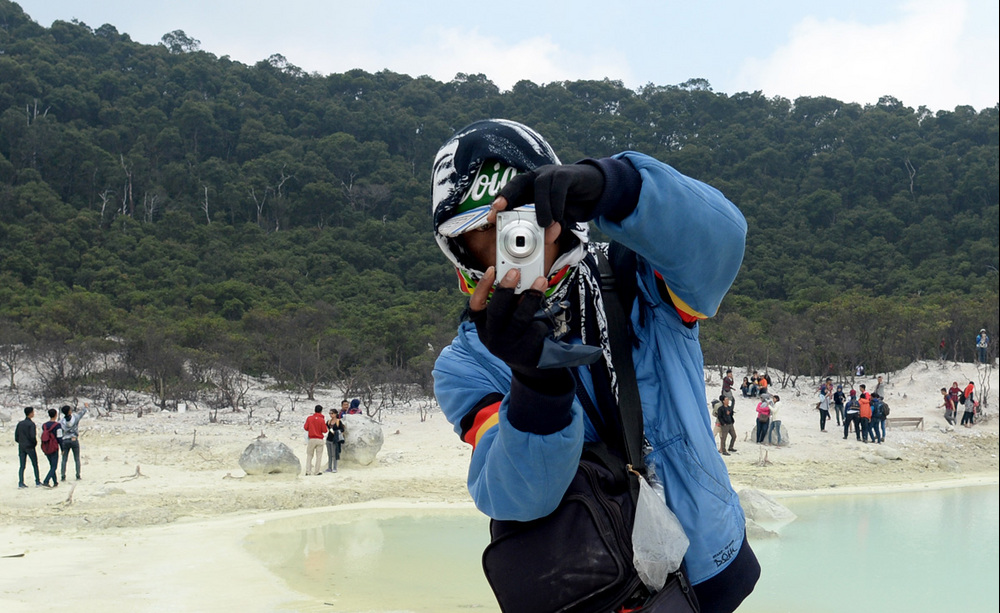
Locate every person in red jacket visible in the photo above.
<box><xmin>303</xmin><ymin>405</ymin><xmax>328</xmax><ymax>475</ymax></box>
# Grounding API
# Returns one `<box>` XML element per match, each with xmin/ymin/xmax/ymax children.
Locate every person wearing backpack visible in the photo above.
<box><xmin>40</xmin><ymin>408</ymin><xmax>63</xmax><ymax>487</ymax></box>
<box><xmin>843</xmin><ymin>390</ymin><xmax>861</xmax><ymax>441</ymax></box>
<box><xmin>869</xmin><ymin>394</ymin><xmax>887</xmax><ymax>444</ymax></box>
<box><xmin>430</xmin><ymin>120</ymin><xmax>758</xmax><ymax>612</ymax></box>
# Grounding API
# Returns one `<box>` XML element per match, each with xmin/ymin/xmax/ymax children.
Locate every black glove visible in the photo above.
<box><xmin>469</xmin><ymin>286</ymin><xmax>575</xmax><ymax>433</ymax></box>
<box><xmin>468</xmin><ymin>286</ymin><xmax>551</xmax><ymax>379</ymax></box>
<box><xmin>497</xmin><ymin>162</ymin><xmax>605</xmax><ymax>229</ymax></box>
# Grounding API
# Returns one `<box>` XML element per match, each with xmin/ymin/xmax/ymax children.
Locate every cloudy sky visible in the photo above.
<box><xmin>14</xmin><ymin>0</ymin><xmax>999</xmax><ymax>112</ymax></box>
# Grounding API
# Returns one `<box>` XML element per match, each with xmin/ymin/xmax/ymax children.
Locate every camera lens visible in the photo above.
<box><xmin>505</xmin><ymin>227</ymin><xmax>535</xmax><ymax>258</ymax></box>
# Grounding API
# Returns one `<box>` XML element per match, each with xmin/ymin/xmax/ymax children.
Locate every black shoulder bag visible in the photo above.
<box><xmin>481</xmin><ymin>247</ymin><xmax>700</xmax><ymax>613</ymax></box>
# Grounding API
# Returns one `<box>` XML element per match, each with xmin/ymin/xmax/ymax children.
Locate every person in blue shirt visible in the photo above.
<box><xmin>430</xmin><ymin>119</ymin><xmax>759</xmax><ymax>612</ymax></box>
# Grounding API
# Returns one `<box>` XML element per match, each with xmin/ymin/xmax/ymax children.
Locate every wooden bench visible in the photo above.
<box><xmin>885</xmin><ymin>417</ymin><xmax>924</xmax><ymax>431</ymax></box>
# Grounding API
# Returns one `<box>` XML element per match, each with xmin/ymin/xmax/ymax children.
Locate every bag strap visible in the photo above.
<box><xmin>595</xmin><ymin>246</ymin><xmax>645</xmax><ymax>475</ymax></box>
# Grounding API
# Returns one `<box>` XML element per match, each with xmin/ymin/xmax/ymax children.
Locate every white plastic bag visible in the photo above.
<box><xmin>632</xmin><ymin>476</ymin><xmax>689</xmax><ymax>591</ymax></box>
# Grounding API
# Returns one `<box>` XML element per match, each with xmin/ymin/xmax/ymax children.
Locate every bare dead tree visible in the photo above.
<box><xmin>142</xmin><ymin>191</ymin><xmax>159</xmax><ymax>223</ymax></box>
<box><xmin>0</xmin><ymin>320</ymin><xmax>31</xmax><ymax>389</ymax></box>
<box><xmin>904</xmin><ymin>158</ymin><xmax>916</xmax><ymax>197</ymax></box>
<box><xmin>201</xmin><ymin>185</ymin><xmax>211</xmax><ymax>224</ymax></box>
<box><xmin>208</xmin><ymin>363</ymin><xmax>252</xmax><ymax>414</ymax></box>
<box><xmin>248</xmin><ymin>185</ymin><xmax>269</xmax><ymax>227</ymax></box>
<box><xmin>98</xmin><ymin>189</ymin><xmax>115</xmax><ymax>220</ymax></box>
<box><xmin>416</xmin><ymin>397</ymin><xmax>436</xmax><ymax>423</ymax></box>
<box><xmin>119</xmin><ymin>154</ymin><xmax>134</xmax><ymax>217</ymax></box>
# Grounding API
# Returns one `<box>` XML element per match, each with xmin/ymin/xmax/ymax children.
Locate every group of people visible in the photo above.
<box><xmin>713</xmin><ymin>369</ymin><xmax>783</xmax><ymax>450</ymax></box>
<box><xmin>738</xmin><ymin>371</ymin><xmax>771</xmax><ymax>399</ymax></box>
<box><xmin>13</xmin><ymin>405</ymin><xmax>87</xmax><ymax>489</ymax></box>
<box><xmin>940</xmin><ymin>381</ymin><xmax>978</xmax><ymax>427</ymax></box>
<box><xmin>817</xmin><ymin>377</ymin><xmax>889</xmax><ymax>444</ymax></box>
<box><xmin>303</xmin><ymin>400</ymin><xmax>358</xmax><ymax>475</ymax></box>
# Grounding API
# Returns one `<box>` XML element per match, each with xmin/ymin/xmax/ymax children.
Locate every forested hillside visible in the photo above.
<box><xmin>0</xmin><ymin>1</ymin><xmax>997</xmax><ymax>409</ymax></box>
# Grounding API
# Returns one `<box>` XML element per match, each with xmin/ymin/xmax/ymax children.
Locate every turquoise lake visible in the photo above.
<box><xmin>245</xmin><ymin>484</ymin><xmax>999</xmax><ymax>612</ymax></box>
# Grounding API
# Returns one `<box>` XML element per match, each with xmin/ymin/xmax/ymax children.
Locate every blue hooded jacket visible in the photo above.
<box><xmin>433</xmin><ymin>151</ymin><xmax>749</xmax><ymax>587</ymax></box>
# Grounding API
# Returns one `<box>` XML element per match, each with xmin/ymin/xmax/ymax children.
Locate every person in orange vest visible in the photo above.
<box><xmin>757</xmin><ymin>374</ymin><xmax>768</xmax><ymax>396</ymax></box>
<box><xmin>857</xmin><ymin>385</ymin><xmax>872</xmax><ymax>442</ymax></box>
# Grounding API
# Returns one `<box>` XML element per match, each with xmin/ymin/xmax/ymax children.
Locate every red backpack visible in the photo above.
<box><xmin>40</xmin><ymin>422</ymin><xmax>60</xmax><ymax>455</ymax></box>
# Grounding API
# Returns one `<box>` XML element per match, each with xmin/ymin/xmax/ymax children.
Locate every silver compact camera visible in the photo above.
<box><xmin>496</xmin><ymin>208</ymin><xmax>546</xmax><ymax>294</ymax></box>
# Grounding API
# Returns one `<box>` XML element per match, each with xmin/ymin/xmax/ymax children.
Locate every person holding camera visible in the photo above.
<box><xmin>431</xmin><ymin>119</ymin><xmax>758</xmax><ymax>612</ymax></box>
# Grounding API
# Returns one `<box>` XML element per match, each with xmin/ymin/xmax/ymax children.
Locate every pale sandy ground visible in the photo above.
<box><xmin>1</xmin><ymin>359</ymin><xmax>997</xmax><ymax>611</ymax></box>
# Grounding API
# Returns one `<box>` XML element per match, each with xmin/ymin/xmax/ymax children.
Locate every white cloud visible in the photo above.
<box><xmin>359</xmin><ymin>26</ymin><xmax>633</xmax><ymax>90</ymax></box>
<box><xmin>735</xmin><ymin>0</ymin><xmax>998</xmax><ymax>110</ymax></box>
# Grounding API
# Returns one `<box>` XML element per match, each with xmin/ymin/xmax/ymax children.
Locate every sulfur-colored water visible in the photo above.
<box><xmin>243</xmin><ymin>506</ymin><xmax>496</xmax><ymax>612</ymax></box>
<box><xmin>245</xmin><ymin>485</ymin><xmax>998</xmax><ymax>612</ymax></box>
<box><xmin>739</xmin><ymin>484</ymin><xmax>999</xmax><ymax>613</ymax></box>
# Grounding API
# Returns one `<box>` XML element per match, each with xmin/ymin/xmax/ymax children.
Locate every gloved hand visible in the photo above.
<box><xmin>496</xmin><ymin>162</ymin><xmax>605</xmax><ymax>230</ymax></box>
<box><xmin>470</xmin><ymin>267</ymin><xmax>576</xmax><ymax>433</ymax></box>
<box><xmin>468</xmin><ymin>267</ymin><xmax>551</xmax><ymax>380</ymax></box>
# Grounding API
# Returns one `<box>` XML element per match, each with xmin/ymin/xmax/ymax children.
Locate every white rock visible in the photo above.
<box><xmin>739</xmin><ymin>488</ymin><xmax>796</xmax><ymax>526</ymax></box>
<box><xmin>239</xmin><ymin>439</ymin><xmax>302</xmax><ymax>475</ymax></box>
<box><xmin>875</xmin><ymin>446</ymin><xmax>902</xmax><ymax>460</ymax></box>
<box><xmin>340</xmin><ymin>414</ymin><xmax>384</xmax><ymax>466</ymax></box>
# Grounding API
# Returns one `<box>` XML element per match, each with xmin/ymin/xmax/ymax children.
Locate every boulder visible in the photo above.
<box><xmin>0</xmin><ymin>410</ymin><xmax>10</xmax><ymax>426</ymax></box>
<box><xmin>239</xmin><ymin>439</ymin><xmax>302</xmax><ymax>475</ymax></box>
<box><xmin>766</xmin><ymin>422</ymin><xmax>790</xmax><ymax>447</ymax></box>
<box><xmin>745</xmin><ymin>517</ymin><xmax>780</xmax><ymax>540</ymax></box>
<box><xmin>936</xmin><ymin>458</ymin><xmax>961</xmax><ymax>473</ymax></box>
<box><xmin>739</xmin><ymin>488</ymin><xmax>796</xmax><ymax>527</ymax></box>
<box><xmin>340</xmin><ymin>414</ymin><xmax>384</xmax><ymax>466</ymax></box>
<box><xmin>875</xmin><ymin>446</ymin><xmax>902</xmax><ymax>461</ymax></box>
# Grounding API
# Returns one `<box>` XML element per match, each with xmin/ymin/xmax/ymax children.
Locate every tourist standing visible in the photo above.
<box><xmin>940</xmin><ymin>388</ymin><xmax>956</xmax><ymax>425</ymax></box>
<box><xmin>722</xmin><ymin>369</ymin><xmax>736</xmax><ymax>410</ymax></box>
<box><xmin>975</xmin><ymin>329</ymin><xmax>989</xmax><ymax>364</ymax></box>
<box><xmin>716</xmin><ymin>395</ymin><xmax>737</xmax><ymax>455</ymax></box>
<box><xmin>325</xmin><ymin>408</ymin><xmax>346</xmax><ymax>473</ymax></box>
<box><xmin>873</xmin><ymin>375</ymin><xmax>885</xmax><ymax>398</ymax></box>
<box><xmin>766</xmin><ymin>395</ymin><xmax>783</xmax><ymax>445</ymax></box>
<box><xmin>40</xmin><ymin>408</ymin><xmax>62</xmax><ymax>487</ymax></box>
<box><xmin>858</xmin><ymin>388</ymin><xmax>872</xmax><ymax>443</ymax></box>
<box><xmin>949</xmin><ymin>382</ymin><xmax>961</xmax><ymax>411</ymax></box>
<box><xmin>961</xmin><ymin>382</ymin><xmax>976</xmax><ymax>427</ymax></box>
<box><xmin>59</xmin><ymin>405</ymin><xmax>88</xmax><ymax>481</ymax></box>
<box><xmin>14</xmin><ymin>407</ymin><xmax>40</xmax><ymax>489</ymax></box>
<box><xmin>833</xmin><ymin>384</ymin><xmax>846</xmax><ymax>427</ymax></box>
<box><xmin>818</xmin><ymin>382</ymin><xmax>832</xmax><ymax>432</ymax></box>
<box><xmin>303</xmin><ymin>405</ymin><xmax>328</xmax><ymax>475</ymax></box>
<box><xmin>870</xmin><ymin>395</ymin><xmax>887</xmax><ymax>444</ymax></box>
<box><xmin>843</xmin><ymin>391</ymin><xmax>861</xmax><ymax>441</ymax></box>
<box><xmin>755</xmin><ymin>396</ymin><xmax>771</xmax><ymax>444</ymax></box>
